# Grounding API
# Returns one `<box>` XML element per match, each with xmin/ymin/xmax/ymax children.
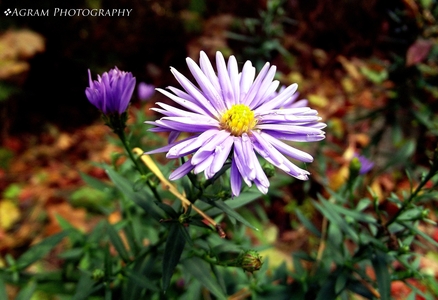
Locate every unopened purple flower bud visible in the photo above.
<box><xmin>354</xmin><ymin>154</ymin><xmax>374</xmax><ymax>175</ymax></box>
<box><xmin>137</xmin><ymin>82</ymin><xmax>155</xmax><ymax>101</ymax></box>
<box><xmin>85</xmin><ymin>67</ymin><xmax>136</xmax><ymax>115</ymax></box>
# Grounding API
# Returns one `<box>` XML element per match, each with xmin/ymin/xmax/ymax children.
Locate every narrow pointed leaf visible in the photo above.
<box><xmin>80</xmin><ymin>171</ymin><xmax>112</xmax><ymax>191</ymax></box>
<box><xmin>162</xmin><ymin>224</ymin><xmax>186</xmax><ymax>291</ymax></box>
<box><xmin>371</xmin><ymin>251</ymin><xmax>390</xmax><ymax>300</ymax></box>
<box><xmin>155</xmin><ymin>201</ymin><xmax>179</xmax><ymax>218</ymax></box>
<box><xmin>181</xmin><ymin>257</ymin><xmax>227</xmax><ymax>300</ymax></box>
<box><xmin>295</xmin><ymin>209</ymin><xmax>321</xmax><ymax>237</ymax></box>
<box><xmin>313</xmin><ymin>199</ymin><xmax>359</xmax><ymax>242</ymax></box>
<box><xmin>126</xmin><ymin>271</ymin><xmax>160</xmax><ymax>292</ymax></box>
<box><xmin>399</xmin><ymin>221</ymin><xmax>438</xmax><ymax>247</ymax></box>
<box><xmin>72</xmin><ymin>273</ymin><xmax>103</xmax><ymax>300</ymax></box>
<box><xmin>0</xmin><ymin>278</ymin><xmax>6</xmax><ymax>300</ymax></box>
<box><xmin>106</xmin><ymin>222</ymin><xmax>131</xmax><ymax>263</ymax></box>
<box><xmin>203</xmin><ymin>199</ymin><xmax>257</xmax><ymax>230</ymax></box>
<box><xmin>15</xmin><ymin>280</ymin><xmax>36</xmax><ymax>300</ymax></box>
<box><xmin>16</xmin><ymin>231</ymin><xmax>69</xmax><ymax>270</ymax></box>
<box><xmin>105</xmin><ymin>167</ymin><xmax>164</xmax><ymax>221</ymax></box>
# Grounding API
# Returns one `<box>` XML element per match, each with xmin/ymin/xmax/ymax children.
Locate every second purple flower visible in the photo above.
<box><xmin>86</xmin><ymin>67</ymin><xmax>136</xmax><ymax>115</ymax></box>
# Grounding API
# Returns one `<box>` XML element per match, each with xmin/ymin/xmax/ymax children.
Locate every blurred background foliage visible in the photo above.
<box><xmin>0</xmin><ymin>0</ymin><xmax>428</xmax><ymax>134</ymax></box>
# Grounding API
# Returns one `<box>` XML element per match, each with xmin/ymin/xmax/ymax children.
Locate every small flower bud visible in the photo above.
<box><xmin>421</xmin><ymin>209</ymin><xmax>429</xmax><ymax>219</ymax></box>
<box><xmin>237</xmin><ymin>250</ymin><xmax>263</xmax><ymax>273</ymax></box>
<box><xmin>349</xmin><ymin>157</ymin><xmax>362</xmax><ymax>178</ymax></box>
<box><xmin>399</xmin><ymin>244</ymin><xmax>410</xmax><ymax>254</ymax></box>
<box><xmin>263</xmin><ymin>163</ymin><xmax>276</xmax><ymax>178</ymax></box>
<box><xmin>92</xmin><ymin>269</ymin><xmax>105</xmax><ymax>281</ymax></box>
<box><xmin>216</xmin><ymin>190</ymin><xmax>231</xmax><ymax>200</ymax></box>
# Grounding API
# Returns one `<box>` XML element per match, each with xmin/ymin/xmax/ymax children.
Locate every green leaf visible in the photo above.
<box><xmin>105</xmin><ymin>167</ymin><xmax>164</xmax><ymax>221</ymax></box>
<box><xmin>162</xmin><ymin>224</ymin><xmax>186</xmax><ymax>291</ymax></box>
<box><xmin>295</xmin><ymin>209</ymin><xmax>321</xmax><ymax>237</ymax></box>
<box><xmin>292</xmin><ymin>254</ymin><xmax>306</xmax><ymax>277</ymax></box>
<box><xmin>203</xmin><ymin>199</ymin><xmax>257</xmax><ymax>230</ymax></box>
<box><xmin>57</xmin><ymin>248</ymin><xmax>84</xmax><ymax>259</ymax></box>
<box><xmin>0</xmin><ymin>277</ymin><xmax>7</xmax><ymax>300</ymax></box>
<box><xmin>181</xmin><ymin>257</ymin><xmax>227</xmax><ymax>300</ymax></box>
<box><xmin>320</xmin><ymin>197</ymin><xmax>377</xmax><ymax>224</ymax></box>
<box><xmin>125</xmin><ymin>271</ymin><xmax>160</xmax><ymax>292</ymax></box>
<box><xmin>371</xmin><ymin>251</ymin><xmax>391</xmax><ymax>300</ymax></box>
<box><xmin>399</xmin><ymin>221</ymin><xmax>438</xmax><ymax>247</ymax></box>
<box><xmin>210</xmin><ymin>264</ymin><xmax>227</xmax><ymax>295</ymax></box>
<box><xmin>316</xmin><ymin>277</ymin><xmax>337</xmax><ymax>300</ymax></box>
<box><xmin>335</xmin><ymin>271</ymin><xmax>348</xmax><ymax>294</ymax></box>
<box><xmin>106</xmin><ymin>222</ymin><xmax>131</xmax><ymax>263</ymax></box>
<box><xmin>104</xmin><ymin>244</ymin><xmax>112</xmax><ymax>282</ymax></box>
<box><xmin>16</xmin><ymin>231</ymin><xmax>69</xmax><ymax>270</ymax></box>
<box><xmin>15</xmin><ymin>280</ymin><xmax>36</xmax><ymax>300</ymax></box>
<box><xmin>359</xmin><ymin>65</ymin><xmax>388</xmax><ymax>84</ymax></box>
<box><xmin>80</xmin><ymin>171</ymin><xmax>112</xmax><ymax>191</ymax></box>
<box><xmin>346</xmin><ymin>279</ymin><xmax>375</xmax><ymax>299</ymax></box>
<box><xmin>313</xmin><ymin>198</ymin><xmax>359</xmax><ymax>242</ymax></box>
<box><xmin>179</xmin><ymin>224</ymin><xmax>195</xmax><ymax>247</ymax></box>
<box><xmin>198</xmin><ymin>191</ymin><xmax>261</xmax><ymax>213</ymax></box>
<box><xmin>155</xmin><ymin>201</ymin><xmax>179</xmax><ymax>218</ymax></box>
<box><xmin>105</xmin><ymin>286</ymin><xmax>112</xmax><ymax>300</ymax></box>
<box><xmin>72</xmin><ymin>272</ymin><xmax>103</xmax><ymax>300</ymax></box>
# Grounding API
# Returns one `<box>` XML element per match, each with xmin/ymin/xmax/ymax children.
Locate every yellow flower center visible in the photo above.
<box><xmin>220</xmin><ymin>104</ymin><xmax>256</xmax><ymax>136</ymax></box>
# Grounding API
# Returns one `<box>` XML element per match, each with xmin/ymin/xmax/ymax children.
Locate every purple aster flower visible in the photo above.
<box><xmin>137</xmin><ymin>82</ymin><xmax>155</xmax><ymax>101</ymax></box>
<box><xmin>146</xmin><ymin>51</ymin><xmax>326</xmax><ymax>197</ymax></box>
<box><xmin>85</xmin><ymin>67</ymin><xmax>136</xmax><ymax>115</ymax></box>
<box><xmin>354</xmin><ymin>154</ymin><xmax>374</xmax><ymax>175</ymax></box>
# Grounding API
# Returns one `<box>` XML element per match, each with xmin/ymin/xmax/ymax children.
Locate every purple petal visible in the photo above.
<box><xmin>186</xmin><ymin>57</ymin><xmax>226</xmax><ymax>112</ymax></box>
<box><xmin>193</xmin><ymin>154</ymin><xmax>215</xmax><ymax>175</ymax></box>
<box><xmin>233</xmin><ymin>146</ymin><xmax>252</xmax><ymax>187</ymax></box>
<box><xmin>157</xmin><ymin>88</ymin><xmax>209</xmax><ymax>116</ymax></box>
<box><xmin>254</xmin><ymin>83</ymin><xmax>298</xmax><ymax>112</ymax></box>
<box><xmin>216</xmin><ymin>51</ymin><xmax>235</xmax><ymax>108</ymax></box>
<box><xmin>191</xmin><ymin>130</ymin><xmax>231</xmax><ymax>164</ymax></box>
<box><xmin>144</xmin><ymin>136</ymin><xmax>195</xmax><ymax>155</ymax></box>
<box><xmin>230</xmin><ymin>159</ymin><xmax>242</xmax><ymax>197</ymax></box>
<box><xmin>168</xmin><ymin>131</ymin><xmax>180</xmax><ymax>144</ymax></box>
<box><xmin>256</xmin><ymin>124</ymin><xmax>324</xmax><ymax>135</ymax></box>
<box><xmin>209</xmin><ymin>136</ymin><xmax>234</xmax><ymax>176</ymax></box>
<box><xmin>167</xmin><ymin>129</ymin><xmax>218</xmax><ymax>158</ymax></box>
<box><xmin>199</xmin><ymin>51</ymin><xmax>221</xmax><ymax>93</ymax></box>
<box><xmin>169</xmin><ymin>159</ymin><xmax>195</xmax><ymax>180</ymax></box>
<box><xmin>227</xmin><ymin>55</ymin><xmax>240</xmax><ymax>106</ymax></box>
<box><xmin>171</xmin><ymin>67</ymin><xmax>219</xmax><ymax>118</ymax></box>
<box><xmin>250</xmin><ymin>131</ymin><xmax>284</xmax><ymax>166</ymax></box>
<box><xmin>241</xmin><ymin>62</ymin><xmax>270</xmax><ymax>106</ymax></box>
<box><xmin>239</xmin><ymin>61</ymin><xmax>255</xmax><ymax>98</ymax></box>
<box><xmin>261</xmin><ymin>130</ymin><xmax>326</xmax><ymax>142</ymax></box>
<box><xmin>154</xmin><ymin>119</ymin><xmax>216</xmax><ymax>132</ymax></box>
<box><xmin>260</xmin><ymin>132</ymin><xmax>313</xmax><ymax>162</ymax></box>
<box><xmin>247</xmin><ymin>65</ymin><xmax>277</xmax><ymax>109</ymax></box>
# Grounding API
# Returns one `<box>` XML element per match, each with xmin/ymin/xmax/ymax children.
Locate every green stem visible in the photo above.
<box><xmin>197</xmin><ymin>253</ymin><xmax>239</xmax><ymax>268</ymax></box>
<box><xmin>114</xmin><ymin>128</ymin><xmax>162</xmax><ymax>202</ymax></box>
<box><xmin>202</xmin><ymin>162</ymin><xmax>231</xmax><ymax>189</ymax></box>
<box><xmin>380</xmin><ymin>148</ymin><xmax>438</xmax><ymax>233</ymax></box>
